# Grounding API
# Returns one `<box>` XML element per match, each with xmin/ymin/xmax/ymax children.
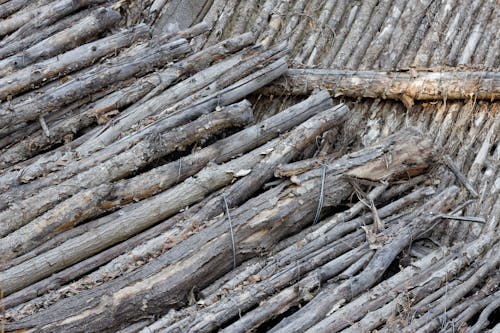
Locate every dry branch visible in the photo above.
<box><xmin>0</xmin><ymin>56</ymin><xmax>288</xmax><ymax>204</ymax></box>
<box><xmin>262</xmin><ymin>69</ymin><xmax>500</xmax><ymax>107</ymax></box>
<box><xmin>0</xmin><ymin>34</ymin><xmax>190</xmax><ymax>129</ymax></box>
<box><xmin>0</xmin><ymin>0</ymin><xmax>108</xmax><ymax>37</ymax></box>
<box><xmin>0</xmin><ymin>7</ymin><xmax>120</xmax><ymax>77</ymax></box>
<box><xmin>0</xmin><ymin>96</ymin><xmax>342</xmax><ymax>295</ymax></box>
<box><xmin>3</xmin><ymin>127</ymin><xmax>433</xmax><ymax>332</ymax></box>
<box><xmin>0</xmin><ymin>103</ymin><xmax>253</xmax><ymax>243</ymax></box>
<box><xmin>0</xmin><ymin>0</ymin><xmax>33</xmax><ymax>19</ymax></box>
<box><xmin>0</xmin><ymin>31</ymin><xmax>255</xmax><ymax>169</ymax></box>
<box><xmin>0</xmin><ymin>23</ymin><xmax>150</xmax><ymax>105</ymax></box>
<box><xmin>77</xmin><ymin>41</ymin><xmax>288</xmax><ymax>154</ymax></box>
<box><xmin>0</xmin><ymin>9</ymin><xmax>91</xmax><ymax>60</ymax></box>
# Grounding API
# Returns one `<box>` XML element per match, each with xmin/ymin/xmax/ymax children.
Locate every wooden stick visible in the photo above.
<box><xmin>0</xmin><ymin>31</ymin><xmax>254</xmax><ymax>169</ymax></box>
<box><xmin>0</xmin><ymin>0</ymin><xmax>108</xmax><ymax>37</ymax></box>
<box><xmin>0</xmin><ymin>0</ymin><xmax>33</xmax><ymax>19</ymax></box>
<box><xmin>2</xmin><ymin>128</ymin><xmax>434</xmax><ymax>331</ymax></box>
<box><xmin>0</xmin><ymin>24</ymin><xmax>150</xmax><ymax>104</ymax></box>
<box><xmin>0</xmin><ymin>7</ymin><xmax>120</xmax><ymax>77</ymax></box>
<box><xmin>0</xmin><ymin>103</ymin><xmax>253</xmax><ymax>241</ymax></box>
<box><xmin>0</xmin><ymin>34</ymin><xmax>190</xmax><ymax>128</ymax></box>
<box><xmin>0</xmin><ymin>57</ymin><xmax>288</xmax><ymax>209</ymax></box>
<box><xmin>76</xmin><ymin>41</ymin><xmax>288</xmax><ymax>154</ymax></box>
<box><xmin>0</xmin><ymin>9</ymin><xmax>90</xmax><ymax>59</ymax></box>
<box><xmin>262</xmin><ymin>69</ymin><xmax>500</xmax><ymax>107</ymax></box>
<box><xmin>443</xmin><ymin>154</ymin><xmax>479</xmax><ymax>198</ymax></box>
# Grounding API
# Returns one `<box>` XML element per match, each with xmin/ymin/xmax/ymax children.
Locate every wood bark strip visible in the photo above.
<box><xmin>0</xmin><ymin>23</ymin><xmax>150</xmax><ymax>106</ymax></box>
<box><xmin>0</xmin><ymin>31</ymin><xmax>255</xmax><ymax>169</ymax></box>
<box><xmin>0</xmin><ymin>35</ymin><xmax>190</xmax><ymax>128</ymax></box>
<box><xmin>0</xmin><ymin>7</ymin><xmax>120</xmax><ymax>77</ymax></box>
<box><xmin>0</xmin><ymin>103</ymin><xmax>253</xmax><ymax>242</ymax></box>
<box><xmin>3</xmin><ymin>127</ymin><xmax>433</xmax><ymax>332</ymax></box>
<box><xmin>262</xmin><ymin>69</ymin><xmax>500</xmax><ymax>106</ymax></box>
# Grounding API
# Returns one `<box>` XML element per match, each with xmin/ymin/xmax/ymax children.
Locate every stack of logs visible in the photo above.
<box><xmin>1</xmin><ymin>1</ymin><xmax>499</xmax><ymax>333</ymax></box>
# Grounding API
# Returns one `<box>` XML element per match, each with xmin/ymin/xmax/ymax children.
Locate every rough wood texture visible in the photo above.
<box><xmin>0</xmin><ymin>31</ymin><xmax>255</xmax><ymax>169</ymax></box>
<box><xmin>0</xmin><ymin>35</ymin><xmax>190</xmax><ymax>128</ymax></box>
<box><xmin>0</xmin><ymin>0</ymin><xmax>108</xmax><ymax>37</ymax></box>
<box><xmin>263</xmin><ymin>69</ymin><xmax>500</xmax><ymax>107</ymax></box>
<box><xmin>0</xmin><ymin>58</ymin><xmax>288</xmax><ymax>207</ymax></box>
<box><xmin>0</xmin><ymin>24</ymin><xmax>151</xmax><ymax>105</ymax></box>
<box><xmin>0</xmin><ymin>103</ymin><xmax>253</xmax><ymax>243</ymax></box>
<box><xmin>0</xmin><ymin>7</ymin><xmax>121</xmax><ymax>77</ymax></box>
<box><xmin>3</xmin><ymin>127</ymin><xmax>433</xmax><ymax>332</ymax></box>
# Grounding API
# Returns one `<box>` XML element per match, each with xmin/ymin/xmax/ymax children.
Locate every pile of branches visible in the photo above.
<box><xmin>0</xmin><ymin>1</ymin><xmax>499</xmax><ymax>333</ymax></box>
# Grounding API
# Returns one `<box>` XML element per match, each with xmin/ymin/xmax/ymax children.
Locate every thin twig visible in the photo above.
<box><xmin>443</xmin><ymin>155</ymin><xmax>479</xmax><ymax>198</ymax></box>
<box><xmin>437</xmin><ymin>214</ymin><xmax>486</xmax><ymax>224</ymax></box>
<box><xmin>222</xmin><ymin>194</ymin><xmax>237</xmax><ymax>269</ymax></box>
<box><xmin>313</xmin><ymin>163</ymin><xmax>327</xmax><ymax>225</ymax></box>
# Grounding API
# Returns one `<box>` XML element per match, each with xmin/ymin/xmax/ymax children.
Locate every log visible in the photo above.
<box><xmin>271</xmin><ymin>186</ymin><xmax>461</xmax><ymax>333</ymax></box>
<box><xmin>308</xmin><ymin>198</ymin><xmax>500</xmax><ymax>333</ymax></box>
<box><xmin>0</xmin><ymin>31</ymin><xmax>255</xmax><ymax>169</ymax></box>
<box><xmin>0</xmin><ymin>102</ymin><xmax>256</xmax><ymax>258</ymax></box>
<box><xmin>3</xmin><ymin>127</ymin><xmax>433</xmax><ymax>332</ymax></box>
<box><xmin>0</xmin><ymin>9</ymin><xmax>91</xmax><ymax>59</ymax></box>
<box><xmin>0</xmin><ymin>0</ymin><xmax>108</xmax><ymax>37</ymax></box>
<box><xmin>150</xmin><ymin>233</ymin><xmax>367</xmax><ymax>333</ymax></box>
<box><xmin>0</xmin><ymin>102</ymin><xmax>253</xmax><ymax>241</ymax></box>
<box><xmin>0</xmin><ymin>0</ymin><xmax>33</xmax><ymax>19</ymax></box>
<box><xmin>0</xmin><ymin>23</ymin><xmax>150</xmax><ymax>106</ymax></box>
<box><xmin>0</xmin><ymin>96</ymin><xmax>342</xmax><ymax>293</ymax></box>
<box><xmin>0</xmin><ymin>7</ymin><xmax>121</xmax><ymax>77</ymax></box>
<box><xmin>76</xmin><ymin>41</ymin><xmax>288</xmax><ymax>154</ymax></box>
<box><xmin>0</xmin><ymin>35</ymin><xmax>190</xmax><ymax>128</ymax></box>
<box><xmin>0</xmin><ymin>56</ymin><xmax>288</xmax><ymax>202</ymax></box>
<box><xmin>262</xmin><ymin>69</ymin><xmax>500</xmax><ymax>107</ymax></box>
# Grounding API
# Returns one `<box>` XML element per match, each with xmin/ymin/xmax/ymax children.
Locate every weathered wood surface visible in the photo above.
<box><xmin>0</xmin><ymin>9</ymin><xmax>91</xmax><ymax>59</ymax></box>
<box><xmin>0</xmin><ymin>0</ymin><xmax>108</xmax><ymax>37</ymax></box>
<box><xmin>1</xmin><ymin>91</ymin><xmax>337</xmax><ymax>310</ymax></box>
<box><xmin>0</xmin><ymin>34</ymin><xmax>191</xmax><ymax>128</ymax></box>
<box><xmin>0</xmin><ymin>31</ymin><xmax>255</xmax><ymax>169</ymax></box>
<box><xmin>0</xmin><ymin>24</ymin><xmax>151</xmax><ymax>104</ymax></box>
<box><xmin>263</xmin><ymin>69</ymin><xmax>500</xmax><ymax>106</ymax></box>
<box><xmin>3</xmin><ymin>127</ymin><xmax>433</xmax><ymax>332</ymax></box>
<box><xmin>0</xmin><ymin>94</ymin><xmax>340</xmax><ymax>294</ymax></box>
<box><xmin>0</xmin><ymin>7</ymin><xmax>121</xmax><ymax>77</ymax></box>
<box><xmin>0</xmin><ymin>102</ymin><xmax>253</xmax><ymax>244</ymax></box>
<box><xmin>1</xmin><ymin>1</ymin><xmax>498</xmax><ymax>331</ymax></box>
<box><xmin>0</xmin><ymin>56</ymin><xmax>288</xmax><ymax>205</ymax></box>
<box><xmin>76</xmin><ymin>41</ymin><xmax>288</xmax><ymax>154</ymax></box>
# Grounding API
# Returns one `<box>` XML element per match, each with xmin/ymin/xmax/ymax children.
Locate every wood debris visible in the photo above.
<box><xmin>0</xmin><ymin>1</ymin><xmax>498</xmax><ymax>332</ymax></box>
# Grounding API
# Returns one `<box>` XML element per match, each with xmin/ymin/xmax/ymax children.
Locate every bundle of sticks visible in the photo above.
<box><xmin>1</xmin><ymin>1</ymin><xmax>498</xmax><ymax>333</ymax></box>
